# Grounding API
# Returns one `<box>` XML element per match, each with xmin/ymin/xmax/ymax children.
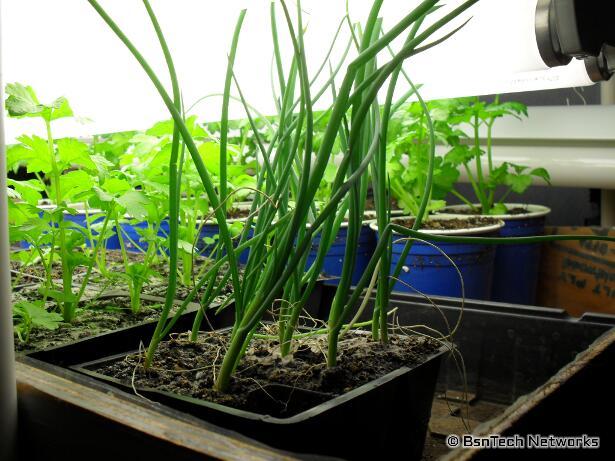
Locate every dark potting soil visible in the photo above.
<box><xmin>447</xmin><ymin>206</ymin><xmax>529</xmax><ymax>216</ymax></box>
<box><xmin>226</xmin><ymin>207</ymin><xmax>250</xmax><ymax>219</ymax></box>
<box><xmin>397</xmin><ymin>216</ymin><xmax>500</xmax><ymax>231</ymax></box>
<box><xmin>10</xmin><ymin>259</ymin><xmax>90</xmax><ymax>286</ymax></box>
<box><xmin>14</xmin><ymin>296</ymin><xmax>169</xmax><ymax>353</ymax></box>
<box><xmin>364</xmin><ymin>197</ymin><xmax>399</xmax><ymax>211</ymax></box>
<box><xmin>90</xmin><ymin>329</ymin><xmax>440</xmax><ymax>417</ymax></box>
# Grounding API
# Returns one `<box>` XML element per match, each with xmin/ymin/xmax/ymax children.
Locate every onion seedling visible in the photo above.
<box><xmin>88</xmin><ymin>0</ymin><xmax>614</xmax><ymax>397</ymax></box>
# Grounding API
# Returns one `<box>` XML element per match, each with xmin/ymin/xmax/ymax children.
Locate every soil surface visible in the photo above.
<box><xmin>226</xmin><ymin>207</ymin><xmax>250</xmax><ymax>219</ymax></box>
<box><xmin>11</xmin><ymin>250</ymin><xmax>235</xmax><ymax>352</ymax></box>
<box><xmin>14</xmin><ymin>296</ymin><xmax>169</xmax><ymax>353</ymax></box>
<box><xmin>446</xmin><ymin>206</ymin><xmax>529</xmax><ymax>216</ymax></box>
<box><xmin>396</xmin><ymin>216</ymin><xmax>500</xmax><ymax>231</ymax></box>
<box><xmin>364</xmin><ymin>197</ymin><xmax>400</xmax><ymax>212</ymax></box>
<box><xmin>90</xmin><ymin>329</ymin><xmax>440</xmax><ymax>417</ymax></box>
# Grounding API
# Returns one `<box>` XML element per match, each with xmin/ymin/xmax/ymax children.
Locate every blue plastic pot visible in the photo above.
<box><xmin>20</xmin><ymin>206</ymin><xmax>111</xmax><ymax>249</ymax></box>
<box><xmin>441</xmin><ymin>204</ymin><xmax>550</xmax><ymax>305</ymax></box>
<box><xmin>373</xmin><ymin>216</ymin><xmax>504</xmax><ymax>300</ymax></box>
<box><xmin>305</xmin><ymin>223</ymin><xmax>377</xmax><ymax>286</ymax></box>
<box><xmin>196</xmin><ymin>222</ymin><xmax>252</xmax><ymax>264</ymax></box>
<box><xmin>491</xmin><ymin>205</ymin><xmax>550</xmax><ymax>304</ymax></box>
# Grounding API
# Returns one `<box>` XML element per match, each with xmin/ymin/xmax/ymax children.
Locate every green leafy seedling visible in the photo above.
<box><xmin>13</xmin><ymin>301</ymin><xmax>64</xmax><ymax>343</ymax></box>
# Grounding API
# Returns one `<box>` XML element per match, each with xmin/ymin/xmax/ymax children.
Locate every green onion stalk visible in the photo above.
<box><xmin>87</xmin><ymin>0</ymin><xmax>245</xmax><ymax>369</ymax></box>
<box><xmin>87</xmin><ymin>0</ymin><xmax>480</xmax><ymax>390</ymax></box>
<box><xmin>87</xmin><ymin>0</ymin><xmax>614</xmax><ymax>395</ymax></box>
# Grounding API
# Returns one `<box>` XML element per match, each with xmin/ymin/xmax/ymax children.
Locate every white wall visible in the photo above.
<box><xmin>2</xmin><ymin>0</ymin><xmax>432</xmax><ymax>141</ymax></box>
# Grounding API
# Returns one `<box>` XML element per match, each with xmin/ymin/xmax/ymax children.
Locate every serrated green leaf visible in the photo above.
<box><xmin>57</xmin><ymin>138</ymin><xmax>95</xmax><ymax>170</ymax></box>
<box><xmin>432</xmin><ymin>163</ymin><xmax>460</xmax><ymax>199</ymax></box>
<box><xmin>530</xmin><ymin>167</ymin><xmax>551</xmax><ymax>185</ymax></box>
<box><xmin>102</xmin><ymin>177</ymin><xmax>131</xmax><ymax>195</ymax></box>
<box><xmin>65</xmin><ymin>249</ymin><xmax>91</xmax><ymax>271</ymax></box>
<box><xmin>7</xmin><ymin>188</ymin><xmax>20</xmax><ymax>200</ymax></box>
<box><xmin>145</xmin><ymin>119</ymin><xmax>174</xmax><ymax>136</ymax></box>
<box><xmin>8</xmin><ymin>201</ymin><xmax>40</xmax><ymax>226</ymax></box>
<box><xmin>229</xmin><ymin>221</ymin><xmax>245</xmax><ymax>237</ymax></box>
<box><xmin>198</xmin><ymin>141</ymin><xmax>222</xmax><ymax>175</ymax></box>
<box><xmin>59</xmin><ymin>170</ymin><xmax>94</xmax><ymax>201</ymax></box>
<box><xmin>14</xmin><ymin>301</ymin><xmax>63</xmax><ymax>334</ymax></box>
<box><xmin>5</xmin><ymin>83</ymin><xmax>73</xmax><ymax>122</ymax></box>
<box><xmin>41</xmin><ymin>289</ymin><xmax>79</xmax><ymax>304</ymax></box>
<box><xmin>486</xmin><ymin>163</ymin><xmax>510</xmax><ymax>189</ymax></box>
<box><xmin>504</xmin><ymin>173</ymin><xmax>532</xmax><ymax>194</ymax></box>
<box><xmin>427</xmin><ymin>200</ymin><xmax>447</xmax><ymax>212</ymax></box>
<box><xmin>129</xmin><ymin>133</ymin><xmax>161</xmax><ymax>156</ymax></box>
<box><xmin>445</xmin><ymin>145</ymin><xmax>474</xmax><ymax>165</ymax></box>
<box><xmin>5</xmin><ymin>83</ymin><xmax>43</xmax><ymax>118</ymax></box>
<box><xmin>117</xmin><ymin>190</ymin><xmax>151</xmax><ymax>220</ymax></box>
<box><xmin>511</xmin><ymin>163</ymin><xmax>529</xmax><ymax>175</ymax></box>
<box><xmin>16</xmin><ymin>135</ymin><xmax>52</xmax><ymax>173</ymax></box>
<box><xmin>203</xmin><ymin>236</ymin><xmax>216</xmax><ymax>245</ymax></box>
<box><xmin>490</xmin><ymin>203</ymin><xmax>509</xmax><ymax>215</ymax></box>
<box><xmin>6</xmin><ymin>144</ymin><xmax>31</xmax><ymax>170</ymax></box>
<box><xmin>49</xmin><ymin>96</ymin><xmax>73</xmax><ymax>121</ymax></box>
<box><xmin>126</xmin><ymin>262</ymin><xmax>156</xmax><ymax>283</ymax></box>
<box><xmin>91</xmin><ymin>154</ymin><xmax>114</xmax><ymax>169</ymax></box>
<box><xmin>177</xmin><ymin>239</ymin><xmax>196</xmax><ymax>253</ymax></box>
<box><xmin>7</xmin><ymin>179</ymin><xmax>44</xmax><ymax>205</ymax></box>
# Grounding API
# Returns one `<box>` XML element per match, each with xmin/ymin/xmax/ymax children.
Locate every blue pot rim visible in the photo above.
<box><xmin>37</xmin><ymin>204</ymin><xmax>104</xmax><ymax>215</ymax></box>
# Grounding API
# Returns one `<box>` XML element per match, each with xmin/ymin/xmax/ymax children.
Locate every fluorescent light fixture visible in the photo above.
<box><xmin>411</xmin><ymin>56</ymin><xmax>595</xmax><ymax>101</ymax></box>
<box><xmin>399</xmin><ymin>0</ymin><xmax>613</xmax><ymax>100</ymax></box>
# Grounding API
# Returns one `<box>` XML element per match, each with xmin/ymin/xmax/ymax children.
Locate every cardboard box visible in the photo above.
<box><xmin>537</xmin><ymin>227</ymin><xmax>615</xmax><ymax>316</ymax></box>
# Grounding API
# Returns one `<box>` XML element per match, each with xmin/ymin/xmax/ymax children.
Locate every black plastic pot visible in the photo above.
<box><xmin>71</xmin><ymin>342</ymin><xmax>445</xmax><ymax>461</ymax></box>
<box><xmin>25</xmin><ymin>281</ymin><xmax>447</xmax><ymax>461</ymax></box>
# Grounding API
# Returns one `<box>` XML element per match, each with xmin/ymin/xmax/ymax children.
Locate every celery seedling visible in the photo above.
<box><xmin>5</xmin><ymin>83</ymin><xmax>109</xmax><ymax>322</ymax></box>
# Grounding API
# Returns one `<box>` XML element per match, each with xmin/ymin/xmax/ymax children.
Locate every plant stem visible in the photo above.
<box><xmin>486</xmin><ymin>94</ymin><xmax>499</xmax><ymax>208</ymax></box>
<box><xmin>473</xmin><ymin>110</ymin><xmax>488</xmax><ymax>212</ymax></box>
<box><xmin>44</xmin><ymin>119</ymin><xmax>74</xmax><ymax>322</ymax></box>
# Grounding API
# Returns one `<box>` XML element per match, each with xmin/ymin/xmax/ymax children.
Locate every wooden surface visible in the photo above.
<box><xmin>537</xmin><ymin>226</ymin><xmax>615</xmax><ymax>316</ymax></box>
<box><xmin>16</xmin><ymin>359</ymin><xmax>302</xmax><ymax>461</ymax></box>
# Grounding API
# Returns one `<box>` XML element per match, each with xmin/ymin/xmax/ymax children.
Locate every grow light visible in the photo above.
<box><xmin>411</xmin><ymin>58</ymin><xmax>595</xmax><ymax>101</ymax></box>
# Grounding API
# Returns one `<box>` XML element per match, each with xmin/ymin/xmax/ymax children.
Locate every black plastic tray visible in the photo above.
<box><xmin>25</xmin><ymin>292</ymin><xmax>204</xmax><ymax>367</ymax></box>
<box><xmin>320</xmin><ymin>287</ymin><xmax>615</xmax><ymax>404</ymax></box>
